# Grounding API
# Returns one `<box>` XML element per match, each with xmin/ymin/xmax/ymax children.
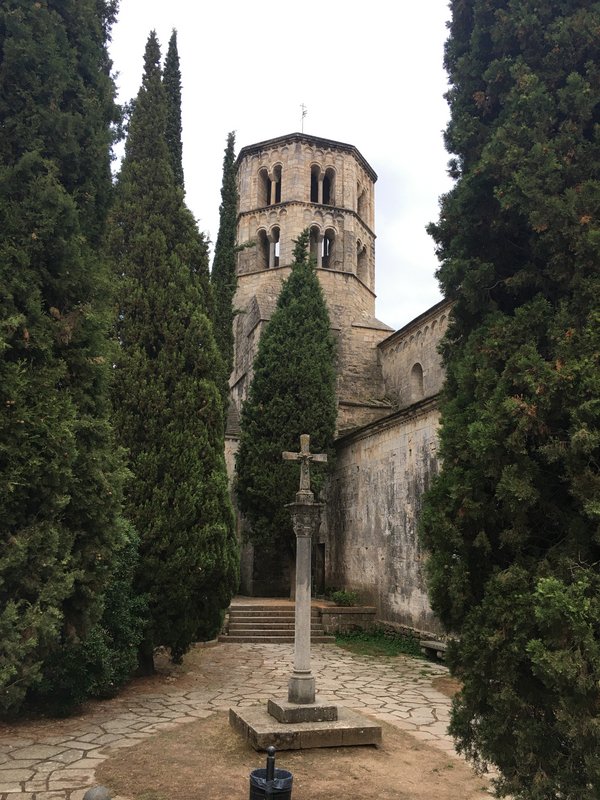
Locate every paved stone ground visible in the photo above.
<box><xmin>0</xmin><ymin>642</ymin><xmax>467</xmax><ymax>800</ymax></box>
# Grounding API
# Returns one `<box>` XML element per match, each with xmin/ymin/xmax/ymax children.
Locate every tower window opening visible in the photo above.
<box><xmin>272</xmin><ymin>165</ymin><xmax>282</xmax><ymax>204</ymax></box>
<box><xmin>259</xmin><ymin>168</ymin><xmax>271</xmax><ymax>207</ymax></box>
<box><xmin>309</xmin><ymin>225</ymin><xmax>322</xmax><ymax>267</ymax></box>
<box><xmin>357</xmin><ymin>185</ymin><xmax>367</xmax><ymax>219</ymax></box>
<box><xmin>257</xmin><ymin>229</ymin><xmax>270</xmax><ymax>269</ymax></box>
<box><xmin>310</xmin><ymin>165</ymin><xmax>320</xmax><ymax>203</ymax></box>
<box><xmin>270</xmin><ymin>226</ymin><xmax>281</xmax><ymax>268</ymax></box>
<box><xmin>357</xmin><ymin>241</ymin><xmax>367</xmax><ymax>282</ymax></box>
<box><xmin>323</xmin><ymin>168</ymin><xmax>335</xmax><ymax>205</ymax></box>
<box><xmin>322</xmin><ymin>229</ymin><xmax>335</xmax><ymax>268</ymax></box>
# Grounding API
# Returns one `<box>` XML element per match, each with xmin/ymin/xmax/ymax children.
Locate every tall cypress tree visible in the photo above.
<box><xmin>211</xmin><ymin>131</ymin><xmax>238</xmax><ymax>405</ymax></box>
<box><xmin>163</xmin><ymin>29</ymin><xmax>184</xmax><ymax>190</ymax></box>
<box><xmin>421</xmin><ymin>2</ymin><xmax>600</xmax><ymax>797</ymax></box>
<box><xmin>109</xmin><ymin>32</ymin><xmax>238</xmax><ymax>672</ymax></box>
<box><xmin>0</xmin><ymin>0</ymin><xmax>140</xmax><ymax>714</ymax></box>
<box><xmin>236</xmin><ymin>230</ymin><xmax>337</xmax><ymax>577</ymax></box>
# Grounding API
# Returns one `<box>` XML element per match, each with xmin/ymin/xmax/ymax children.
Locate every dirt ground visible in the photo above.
<box><xmin>97</xmin><ymin>711</ymin><xmax>491</xmax><ymax>800</ymax></box>
<box><xmin>0</xmin><ymin>648</ymin><xmax>479</xmax><ymax>800</ymax></box>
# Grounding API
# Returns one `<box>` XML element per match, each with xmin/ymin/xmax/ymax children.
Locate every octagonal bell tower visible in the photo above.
<box><xmin>228</xmin><ymin>132</ymin><xmax>393</xmax><ymax>438</ymax></box>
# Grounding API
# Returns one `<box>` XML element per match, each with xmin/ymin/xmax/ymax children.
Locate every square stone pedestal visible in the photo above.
<box><xmin>268</xmin><ymin>698</ymin><xmax>338</xmax><ymax>723</ymax></box>
<box><xmin>229</xmin><ymin>704</ymin><xmax>382</xmax><ymax>751</ymax></box>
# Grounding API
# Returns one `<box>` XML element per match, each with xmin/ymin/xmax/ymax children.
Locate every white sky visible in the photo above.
<box><xmin>109</xmin><ymin>1</ymin><xmax>453</xmax><ymax>331</ymax></box>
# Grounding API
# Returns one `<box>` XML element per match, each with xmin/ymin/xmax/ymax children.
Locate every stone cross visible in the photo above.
<box><xmin>282</xmin><ymin>434</ymin><xmax>327</xmax><ymax>498</ymax></box>
<box><xmin>282</xmin><ymin>434</ymin><xmax>326</xmax><ymax>705</ymax></box>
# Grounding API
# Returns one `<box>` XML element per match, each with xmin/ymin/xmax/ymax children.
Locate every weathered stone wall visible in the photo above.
<box><xmin>324</xmin><ymin>398</ymin><xmax>443</xmax><ymax>635</ymax></box>
<box><xmin>378</xmin><ymin>299</ymin><xmax>452</xmax><ymax>408</ymax></box>
<box><xmin>230</xmin><ymin>266</ymin><xmax>392</xmax><ymax>434</ymax></box>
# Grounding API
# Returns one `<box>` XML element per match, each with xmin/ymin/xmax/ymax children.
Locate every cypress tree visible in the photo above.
<box><xmin>163</xmin><ymin>29</ymin><xmax>184</xmax><ymax>191</ymax></box>
<box><xmin>421</xmin><ymin>2</ymin><xmax>600</xmax><ymax>797</ymax></box>
<box><xmin>0</xmin><ymin>0</ymin><xmax>140</xmax><ymax>714</ymax></box>
<box><xmin>211</xmin><ymin>131</ymin><xmax>239</xmax><ymax>406</ymax></box>
<box><xmin>109</xmin><ymin>32</ymin><xmax>238</xmax><ymax>671</ymax></box>
<box><xmin>236</xmin><ymin>230</ymin><xmax>337</xmax><ymax>574</ymax></box>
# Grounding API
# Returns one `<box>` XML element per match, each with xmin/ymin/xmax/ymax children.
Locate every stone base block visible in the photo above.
<box><xmin>268</xmin><ymin>698</ymin><xmax>338</xmax><ymax>723</ymax></box>
<box><xmin>229</xmin><ymin>705</ymin><xmax>382</xmax><ymax>751</ymax></box>
<box><xmin>288</xmin><ymin>672</ymin><xmax>315</xmax><ymax>704</ymax></box>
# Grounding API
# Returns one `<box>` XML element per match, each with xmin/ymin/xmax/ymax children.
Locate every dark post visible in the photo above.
<box><xmin>249</xmin><ymin>746</ymin><xmax>293</xmax><ymax>800</ymax></box>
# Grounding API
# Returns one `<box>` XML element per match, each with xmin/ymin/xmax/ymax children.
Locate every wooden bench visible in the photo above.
<box><xmin>420</xmin><ymin>640</ymin><xmax>447</xmax><ymax>660</ymax></box>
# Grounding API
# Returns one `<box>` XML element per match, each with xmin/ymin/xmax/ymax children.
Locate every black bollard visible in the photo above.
<box><xmin>249</xmin><ymin>746</ymin><xmax>293</xmax><ymax>800</ymax></box>
<box><xmin>265</xmin><ymin>745</ymin><xmax>275</xmax><ymax>797</ymax></box>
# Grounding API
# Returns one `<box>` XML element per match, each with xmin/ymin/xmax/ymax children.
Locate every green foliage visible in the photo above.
<box><xmin>30</xmin><ymin>523</ymin><xmax>145</xmax><ymax>716</ymax></box>
<box><xmin>109</xmin><ymin>32</ymin><xmax>238</xmax><ymax>667</ymax></box>
<box><xmin>330</xmin><ymin>590</ymin><xmax>359</xmax><ymax>607</ymax></box>
<box><xmin>0</xmin><ymin>0</ymin><xmax>139</xmax><ymax>714</ymax></box>
<box><xmin>163</xmin><ymin>30</ymin><xmax>184</xmax><ymax>190</ymax></box>
<box><xmin>235</xmin><ymin>230</ymin><xmax>337</xmax><ymax>560</ymax></box>
<box><xmin>336</xmin><ymin>627</ymin><xmax>424</xmax><ymax>659</ymax></box>
<box><xmin>211</xmin><ymin>131</ymin><xmax>239</xmax><ymax>407</ymax></box>
<box><xmin>421</xmin><ymin>2</ymin><xmax>600</xmax><ymax>796</ymax></box>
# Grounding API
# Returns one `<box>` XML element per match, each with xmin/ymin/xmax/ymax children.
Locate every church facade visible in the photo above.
<box><xmin>225</xmin><ymin>132</ymin><xmax>450</xmax><ymax>637</ymax></box>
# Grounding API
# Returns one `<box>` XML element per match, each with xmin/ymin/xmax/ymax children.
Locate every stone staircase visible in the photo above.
<box><xmin>219</xmin><ymin>603</ymin><xmax>335</xmax><ymax>644</ymax></box>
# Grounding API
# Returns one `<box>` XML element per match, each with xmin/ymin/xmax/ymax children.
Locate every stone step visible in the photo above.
<box><xmin>229</xmin><ymin>622</ymin><xmax>325</xmax><ymax>630</ymax></box>
<box><xmin>229</xmin><ymin>608</ymin><xmax>320</xmax><ymax>616</ymax></box>
<box><xmin>219</xmin><ymin>634</ymin><xmax>335</xmax><ymax>644</ymax></box>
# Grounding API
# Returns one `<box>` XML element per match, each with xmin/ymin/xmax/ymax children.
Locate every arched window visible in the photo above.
<box><xmin>258</xmin><ymin>168</ymin><xmax>271</xmax><ymax>208</ymax></box>
<box><xmin>410</xmin><ymin>363</ymin><xmax>424</xmax><ymax>401</ymax></box>
<box><xmin>322</xmin><ymin>228</ymin><xmax>336</xmax><ymax>268</ymax></box>
<box><xmin>357</xmin><ymin>185</ymin><xmax>367</xmax><ymax>219</ymax></box>
<box><xmin>269</xmin><ymin>226</ymin><xmax>280</xmax><ymax>268</ymax></box>
<box><xmin>323</xmin><ymin>167</ymin><xmax>335</xmax><ymax>205</ymax></box>
<box><xmin>357</xmin><ymin>241</ymin><xmax>367</xmax><ymax>282</ymax></box>
<box><xmin>309</xmin><ymin>225</ymin><xmax>322</xmax><ymax>267</ymax></box>
<box><xmin>272</xmin><ymin>164</ymin><xmax>282</xmax><ymax>204</ymax></box>
<box><xmin>257</xmin><ymin>229</ymin><xmax>269</xmax><ymax>269</ymax></box>
<box><xmin>258</xmin><ymin>166</ymin><xmax>281</xmax><ymax>207</ymax></box>
<box><xmin>310</xmin><ymin>165</ymin><xmax>320</xmax><ymax>203</ymax></box>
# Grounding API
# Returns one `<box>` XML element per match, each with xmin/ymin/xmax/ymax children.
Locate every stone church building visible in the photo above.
<box><xmin>225</xmin><ymin>132</ymin><xmax>451</xmax><ymax>637</ymax></box>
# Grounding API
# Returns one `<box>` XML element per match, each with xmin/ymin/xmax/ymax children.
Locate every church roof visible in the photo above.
<box><xmin>236</xmin><ymin>132</ymin><xmax>377</xmax><ymax>182</ymax></box>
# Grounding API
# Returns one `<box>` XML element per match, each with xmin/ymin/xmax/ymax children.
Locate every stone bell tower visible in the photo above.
<box><xmin>228</xmin><ymin>132</ymin><xmax>393</xmax><ymax>440</ymax></box>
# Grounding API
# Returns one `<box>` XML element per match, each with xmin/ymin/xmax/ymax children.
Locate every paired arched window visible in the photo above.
<box><xmin>256</xmin><ymin>227</ymin><xmax>281</xmax><ymax>269</ymax></box>
<box><xmin>258</xmin><ymin>165</ymin><xmax>282</xmax><ymax>207</ymax></box>
<box><xmin>310</xmin><ymin>165</ymin><xmax>336</xmax><ymax>205</ymax></box>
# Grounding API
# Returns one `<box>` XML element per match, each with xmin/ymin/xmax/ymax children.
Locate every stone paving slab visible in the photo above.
<box><xmin>0</xmin><ymin>642</ymin><xmax>481</xmax><ymax>800</ymax></box>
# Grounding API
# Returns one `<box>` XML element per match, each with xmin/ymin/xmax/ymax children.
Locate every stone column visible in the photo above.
<box><xmin>287</xmin><ymin>501</ymin><xmax>322</xmax><ymax>704</ymax></box>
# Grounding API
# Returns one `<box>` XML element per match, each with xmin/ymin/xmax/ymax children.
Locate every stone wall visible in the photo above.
<box><xmin>378</xmin><ymin>299</ymin><xmax>452</xmax><ymax>408</ymax></box>
<box><xmin>324</xmin><ymin>397</ymin><xmax>443</xmax><ymax>635</ymax></box>
<box><xmin>230</xmin><ymin>266</ymin><xmax>392</xmax><ymax>434</ymax></box>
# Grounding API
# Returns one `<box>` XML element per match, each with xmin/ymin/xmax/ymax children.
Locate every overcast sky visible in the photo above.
<box><xmin>109</xmin><ymin>1</ymin><xmax>453</xmax><ymax>331</ymax></box>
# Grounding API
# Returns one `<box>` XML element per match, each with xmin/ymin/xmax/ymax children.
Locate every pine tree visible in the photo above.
<box><xmin>163</xmin><ymin>29</ymin><xmax>184</xmax><ymax>190</ymax></box>
<box><xmin>0</xmin><ymin>0</ymin><xmax>140</xmax><ymax>714</ymax></box>
<box><xmin>236</xmin><ymin>230</ymin><xmax>337</xmax><ymax>575</ymax></box>
<box><xmin>211</xmin><ymin>131</ymin><xmax>239</xmax><ymax>407</ymax></box>
<box><xmin>421</xmin><ymin>3</ymin><xmax>600</xmax><ymax>797</ymax></box>
<box><xmin>109</xmin><ymin>32</ymin><xmax>238</xmax><ymax>671</ymax></box>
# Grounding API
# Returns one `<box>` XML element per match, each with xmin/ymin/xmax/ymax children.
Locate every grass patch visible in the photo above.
<box><xmin>335</xmin><ymin>627</ymin><xmax>424</xmax><ymax>659</ymax></box>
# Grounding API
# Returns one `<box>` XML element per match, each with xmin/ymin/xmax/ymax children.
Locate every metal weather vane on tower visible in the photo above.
<box><xmin>300</xmin><ymin>103</ymin><xmax>307</xmax><ymax>132</ymax></box>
